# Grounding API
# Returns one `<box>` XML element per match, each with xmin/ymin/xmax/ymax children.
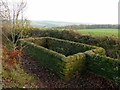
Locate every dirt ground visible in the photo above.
<box><xmin>21</xmin><ymin>55</ymin><xmax>118</xmax><ymax>88</ymax></box>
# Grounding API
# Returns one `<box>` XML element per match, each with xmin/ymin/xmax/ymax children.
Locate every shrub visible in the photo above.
<box><xmin>84</xmin><ymin>51</ymin><xmax>120</xmax><ymax>84</ymax></box>
<box><xmin>20</xmin><ymin>37</ymin><xmax>105</xmax><ymax>81</ymax></box>
<box><xmin>2</xmin><ymin>46</ymin><xmax>23</xmax><ymax>70</ymax></box>
<box><xmin>26</xmin><ymin>29</ymin><xmax>119</xmax><ymax>59</ymax></box>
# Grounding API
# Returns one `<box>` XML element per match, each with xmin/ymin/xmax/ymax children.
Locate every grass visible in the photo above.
<box><xmin>3</xmin><ymin>64</ymin><xmax>37</xmax><ymax>88</ymax></box>
<box><xmin>2</xmin><ymin>45</ymin><xmax>37</xmax><ymax>88</ymax></box>
<box><xmin>76</xmin><ymin>29</ymin><xmax>118</xmax><ymax>37</ymax></box>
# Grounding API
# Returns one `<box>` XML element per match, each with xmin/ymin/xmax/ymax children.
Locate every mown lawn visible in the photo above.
<box><xmin>76</xmin><ymin>29</ymin><xmax>118</xmax><ymax>37</ymax></box>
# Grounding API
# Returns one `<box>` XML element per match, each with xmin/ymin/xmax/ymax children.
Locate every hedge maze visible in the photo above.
<box><xmin>20</xmin><ymin>37</ymin><xmax>120</xmax><ymax>84</ymax></box>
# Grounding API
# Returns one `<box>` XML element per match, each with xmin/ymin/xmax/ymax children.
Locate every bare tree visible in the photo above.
<box><xmin>0</xmin><ymin>0</ymin><xmax>27</xmax><ymax>49</ymax></box>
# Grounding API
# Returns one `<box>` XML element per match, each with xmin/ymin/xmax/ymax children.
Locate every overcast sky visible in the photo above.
<box><xmin>26</xmin><ymin>0</ymin><xmax>119</xmax><ymax>24</ymax></box>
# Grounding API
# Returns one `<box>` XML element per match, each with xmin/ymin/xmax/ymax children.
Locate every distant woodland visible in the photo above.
<box><xmin>55</xmin><ymin>24</ymin><xmax>118</xmax><ymax>29</ymax></box>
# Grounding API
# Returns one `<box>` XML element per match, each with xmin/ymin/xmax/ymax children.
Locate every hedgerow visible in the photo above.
<box><xmin>84</xmin><ymin>51</ymin><xmax>120</xmax><ymax>84</ymax></box>
<box><xmin>20</xmin><ymin>37</ymin><xmax>105</xmax><ymax>81</ymax></box>
<box><xmin>19</xmin><ymin>37</ymin><xmax>119</xmax><ymax>85</ymax></box>
<box><xmin>25</xmin><ymin>29</ymin><xmax>119</xmax><ymax>59</ymax></box>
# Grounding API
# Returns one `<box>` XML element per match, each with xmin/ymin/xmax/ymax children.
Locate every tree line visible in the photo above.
<box><xmin>54</xmin><ymin>24</ymin><xmax>118</xmax><ymax>29</ymax></box>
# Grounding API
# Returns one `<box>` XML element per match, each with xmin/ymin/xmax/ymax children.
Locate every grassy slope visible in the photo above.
<box><xmin>31</xmin><ymin>20</ymin><xmax>78</xmax><ymax>28</ymax></box>
<box><xmin>76</xmin><ymin>29</ymin><xmax>118</xmax><ymax>37</ymax></box>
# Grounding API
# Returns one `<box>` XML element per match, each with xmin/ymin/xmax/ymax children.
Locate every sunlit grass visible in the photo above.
<box><xmin>3</xmin><ymin>64</ymin><xmax>37</xmax><ymax>88</ymax></box>
<box><xmin>76</xmin><ymin>29</ymin><xmax>118</xmax><ymax>37</ymax></box>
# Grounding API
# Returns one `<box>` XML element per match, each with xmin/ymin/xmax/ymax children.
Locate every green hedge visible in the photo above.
<box><xmin>20</xmin><ymin>37</ymin><xmax>105</xmax><ymax>81</ymax></box>
<box><xmin>20</xmin><ymin>37</ymin><xmax>120</xmax><ymax>84</ymax></box>
<box><xmin>45</xmin><ymin>37</ymin><xmax>105</xmax><ymax>56</ymax></box>
<box><xmin>21</xmin><ymin>41</ymin><xmax>67</xmax><ymax>78</ymax></box>
<box><xmin>25</xmin><ymin>29</ymin><xmax>119</xmax><ymax>59</ymax></box>
<box><xmin>84</xmin><ymin>51</ymin><xmax>120</xmax><ymax>84</ymax></box>
<box><xmin>23</xmin><ymin>37</ymin><xmax>46</xmax><ymax>46</ymax></box>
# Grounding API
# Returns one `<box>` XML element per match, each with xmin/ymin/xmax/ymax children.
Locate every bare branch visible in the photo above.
<box><xmin>1</xmin><ymin>0</ymin><xmax>28</xmax><ymax>48</ymax></box>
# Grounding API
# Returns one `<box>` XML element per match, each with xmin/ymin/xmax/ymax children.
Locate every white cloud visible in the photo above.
<box><xmin>26</xmin><ymin>0</ymin><xmax>119</xmax><ymax>24</ymax></box>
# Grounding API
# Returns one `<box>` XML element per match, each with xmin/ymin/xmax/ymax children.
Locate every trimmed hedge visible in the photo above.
<box><xmin>84</xmin><ymin>51</ymin><xmax>120</xmax><ymax>84</ymax></box>
<box><xmin>45</xmin><ymin>37</ymin><xmax>105</xmax><ymax>56</ymax></box>
<box><xmin>20</xmin><ymin>37</ymin><xmax>119</xmax><ymax>84</ymax></box>
<box><xmin>25</xmin><ymin>29</ymin><xmax>119</xmax><ymax>59</ymax></box>
<box><xmin>20</xmin><ymin>37</ymin><xmax>105</xmax><ymax>81</ymax></box>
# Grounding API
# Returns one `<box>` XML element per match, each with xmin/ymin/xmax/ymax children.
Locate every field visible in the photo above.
<box><xmin>76</xmin><ymin>29</ymin><xmax>118</xmax><ymax>37</ymax></box>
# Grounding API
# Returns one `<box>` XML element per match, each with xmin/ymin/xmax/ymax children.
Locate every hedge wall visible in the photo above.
<box><xmin>20</xmin><ymin>37</ymin><xmax>120</xmax><ymax>84</ymax></box>
<box><xmin>21</xmin><ymin>40</ymin><xmax>67</xmax><ymax>79</ymax></box>
<box><xmin>25</xmin><ymin>29</ymin><xmax>119</xmax><ymax>59</ymax></box>
<box><xmin>84</xmin><ymin>51</ymin><xmax>120</xmax><ymax>84</ymax></box>
<box><xmin>20</xmin><ymin>37</ymin><xmax>105</xmax><ymax>81</ymax></box>
<box><xmin>45</xmin><ymin>37</ymin><xmax>104</xmax><ymax>56</ymax></box>
<box><xmin>23</xmin><ymin>37</ymin><xmax>46</xmax><ymax>46</ymax></box>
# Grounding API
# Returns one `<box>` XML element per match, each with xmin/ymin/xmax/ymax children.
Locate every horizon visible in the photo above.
<box><xmin>30</xmin><ymin>20</ymin><xmax>118</xmax><ymax>25</ymax></box>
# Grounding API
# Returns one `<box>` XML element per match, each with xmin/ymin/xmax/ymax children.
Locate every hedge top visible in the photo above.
<box><xmin>20</xmin><ymin>37</ymin><xmax>105</xmax><ymax>57</ymax></box>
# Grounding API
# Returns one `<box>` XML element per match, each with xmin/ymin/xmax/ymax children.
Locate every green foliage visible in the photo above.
<box><xmin>3</xmin><ymin>65</ymin><xmax>36</xmax><ymax>88</ymax></box>
<box><xmin>55</xmin><ymin>24</ymin><xmax>118</xmax><ymax>29</ymax></box>
<box><xmin>46</xmin><ymin>37</ymin><xmax>100</xmax><ymax>56</ymax></box>
<box><xmin>20</xmin><ymin>37</ymin><xmax>119</xmax><ymax>84</ymax></box>
<box><xmin>20</xmin><ymin>37</ymin><xmax>104</xmax><ymax>81</ymax></box>
<box><xmin>20</xmin><ymin>40</ymin><xmax>67</xmax><ymax>80</ymax></box>
<box><xmin>77</xmin><ymin>29</ymin><xmax>118</xmax><ymax>37</ymax></box>
<box><xmin>26</xmin><ymin>29</ymin><xmax>119</xmax><ymax>59</ymax></box>
<box><xmin>85</xmin><ymin>51</ymin><xmax>120</xmax><ymax>84</ymax></box>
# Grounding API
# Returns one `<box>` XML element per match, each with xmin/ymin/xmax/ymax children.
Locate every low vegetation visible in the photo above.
<box><xmin>54</xmin><ymin>24</ymin><xmax>118</xmax><ymax>29</ymax></box>
<box><xmin>26</xmin><ymin>29</ymin><xmax>120</xmax><ymax>59</ymax></box>
<box><xmin>20</xmin><ymin>37</ymin><xmax>104</xmax><ymax>80</ymax></box>
<box><xmin>2</xmin><ymin>46</ymin><xmax>37</xmax><ymax>88</ymax></box>
<box><xmin>1</xmin><ymin>0</ymin><xmax>37</xmax><ymax>88</ymax></box>
<box><xmin>20</xmin><ymin>37</ymin><xmax>120</xmax><ymax>84</ymax></box>
<box><xmin>76</xmin><ymin>29</ymin><xmax>118</xmax><ymax>37</ymax></box>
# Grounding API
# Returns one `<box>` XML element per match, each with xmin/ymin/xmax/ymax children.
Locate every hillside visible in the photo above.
<box><xmin>30</xmin><ymin>20</ymin><xmax>81</xmax><ymax>28</ymax></box>
<box><xmin>30</xmin><ymin>20</ymin><xmax>118</xmax><ymax>29</ymax></box>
